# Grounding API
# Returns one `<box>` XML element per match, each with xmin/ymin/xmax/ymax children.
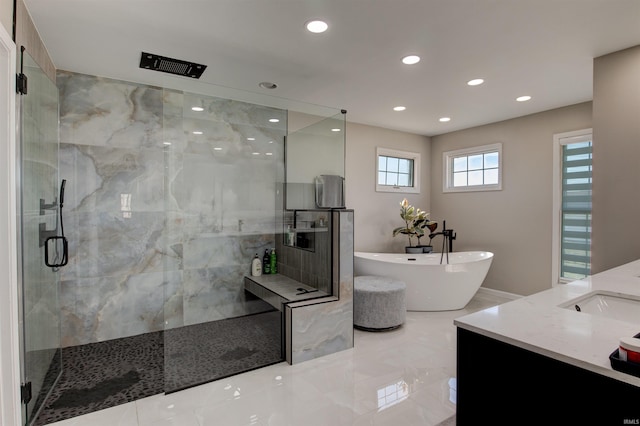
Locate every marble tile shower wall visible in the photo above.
<box><xmin>57</xmin><ymin>71</ymin><xmax>286</xmax><ymax>346</ymax></box>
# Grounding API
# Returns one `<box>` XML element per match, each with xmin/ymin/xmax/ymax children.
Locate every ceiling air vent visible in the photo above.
<box><xmin>139</xmin><ymin>52</ymin><xmax>207</xmax><ymax>79</ymax></box>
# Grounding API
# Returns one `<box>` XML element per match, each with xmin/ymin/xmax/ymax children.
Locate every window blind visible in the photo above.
<box><xmin>560</xmin><ymin>141</ymin><xmax>592</xmax><ymax>280</ymax></box>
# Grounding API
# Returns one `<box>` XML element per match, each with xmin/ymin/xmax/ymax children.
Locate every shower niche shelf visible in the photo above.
<box><xmin>283</xmin><ymin>210</ymin><xmax>329</xmax><ymax>252</ymax></box>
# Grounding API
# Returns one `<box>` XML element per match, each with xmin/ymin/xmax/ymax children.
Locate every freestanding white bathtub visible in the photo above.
<box><xmin>354</xmin><ymin>251</ymin><xmax>494</xmax><ymax>311</ymax></box>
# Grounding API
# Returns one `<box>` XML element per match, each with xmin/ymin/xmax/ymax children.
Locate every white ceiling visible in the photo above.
<box><xmin>23</xmin><ymin>0</ymin><xmax>640</xmax><ymax>136</ymax></box>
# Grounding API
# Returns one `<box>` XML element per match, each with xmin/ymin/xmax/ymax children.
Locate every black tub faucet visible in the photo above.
<box><xmin>428</xmin><ymin>220</ymin><xmax>457</xmax><ymax>263</ymax></box>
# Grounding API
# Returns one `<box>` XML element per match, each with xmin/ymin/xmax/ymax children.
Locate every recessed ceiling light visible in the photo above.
<box><xmin>214</xmin><ymin>147</ymin><xmax>222</xmax><ymax>151</ymax></box>
<box><xmin>163</xmin><ymin>142</ymin><xmax>171</xmax><ymax>145</ymax></box>
<box><xmin>439</xmin><ymin>117</ymin><xmax>451</xmax><ymax>122</ymax></box>
<box><xmin>402</xmin><ymin>55</ymin><xmax>420</xmax><ymax>65</ymax></box>
<box><xmin>252</xmin><ymin>152</ymin><xmax>260</xmax><ymax>155</ymax></box>
<box><xmin>306</xmin><ymin>20</ymin><xmax>328</xmax><ymax>33</ymax></box>
<box><xmin>516</xmin><ymin>95</ymin><xmax>532</xmax><ymax>102</ymax></box>
<box><xmin>191</xmin><ymin>106</ymin><xmax>204</xmax><ymax>112</ymax></box>
<box><xmin>259</xmin><ymin>81</ymin><xmax>277</xmax><ymax>90</ymax></box>
<box><xmin>265</xmin><ymin>152</ymin><xmax>273</xmax><ymax>156</ymax></box>
<box><xmin>467</xmin><ymin>79</ymin><xmax>484</xmax><ymax>86</ymax></box>
<box><xmin>247</xmin><ymin>137</ymin><xmax>255</xmax><ymax>141</ymax></box>
<box><xmin>268</xmin><ymin>141</ymin><xmax>274</xmax><ymax>144</ymax></box>
<box><xmin>269</xmin><ymin>118</ymin><xmax>280</xmax><ymax>123</ymax></box>
<box><xmin>331</xmin><ymin>128</ymin><xmax>341</xmax><ymax>132</ymax></box>
<box><xmin>192</xmin><ymin>131</ymin><xmax>203</xmax><ymax>135</ymax></box>
<box><xmin>393</xmin><ymin>106</ymin><xmax>406</xmax><ymax>111</ymax></box>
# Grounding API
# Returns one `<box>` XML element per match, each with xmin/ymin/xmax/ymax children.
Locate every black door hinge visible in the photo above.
<box><xmin>17</xmin><ymin>46</ymin><xmax>27</xmax><ymax>95</ymax></box>
<box><xmin>16</xmin><ymin>72</ymin><xmax>27</xmax><ymax>95</ymax></box>
<box><xmin>20</xmin><ymin>382</ymin><xmax>32</xmax><ymax>404</ymax></box>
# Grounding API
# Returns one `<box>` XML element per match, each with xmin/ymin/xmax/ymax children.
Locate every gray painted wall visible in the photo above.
<box><xmin>0</xmin><ymin>0</ymin><xmax>10</xmax><ymax>36</ymax></box>
<box><xmin>345</xmin><ymin>121</ymin><xmax>431</xmax><ymax>253</ymax></box>
<box><xmin>430</xmin><ymin>102</ymin><xmax>592</xmax><ymax>296</ymax></box>
<box><xmin>592</xmin><ymin>45</ymin><xmax>640</xmax><ymax>273</ymax></box>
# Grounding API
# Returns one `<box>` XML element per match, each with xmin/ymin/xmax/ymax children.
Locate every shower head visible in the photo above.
<box><xmin>139</xmin><ymin>52</ymin><xmax>207</xmax><ymax>79</ymax></box>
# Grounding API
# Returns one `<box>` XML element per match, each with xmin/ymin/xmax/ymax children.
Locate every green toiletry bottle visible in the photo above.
<box><xmin>270</xmin><ymin>248</ymin><xmax>277</xmax><ymax>274</ymax></box>
<box><xmin>263</xmin><ymin>249</ymin><xmax>271</xmax><ymax>274</ymax></box>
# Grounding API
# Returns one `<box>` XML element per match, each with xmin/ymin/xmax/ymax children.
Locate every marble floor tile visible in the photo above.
<box><xmin>45</xmin><ymin>402</ymin><xmax>138</xmax><ymax>426</ymax></box>
<box><xmin>44</xmin><ymin>291</ymin><xmax>510</xmax><ymax>426</ymax></box>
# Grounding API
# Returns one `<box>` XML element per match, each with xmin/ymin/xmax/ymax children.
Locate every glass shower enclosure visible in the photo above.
<box><xmin>15</xmin><ymin>60</ymin><xmax>346</xmax><ymax>424</ymax></box>
<box><xmin>161</xmin><ymin>89</ymin><xmax>289</xmax><ymax>392</ymax></box>
<box><xmin>18</xmin><ymin>49</ymin><xmax>62</xmax><ymax>425</ymax></box>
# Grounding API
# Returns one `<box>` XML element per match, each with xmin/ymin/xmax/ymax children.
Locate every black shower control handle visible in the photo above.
<box><xmin>60</xmin><ymin>179</ymin><xmax>66</xmax><ymax>207</ymax></box>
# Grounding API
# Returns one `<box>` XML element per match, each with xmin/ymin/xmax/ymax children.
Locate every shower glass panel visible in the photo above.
<box><xmin>280</xmin><ymin>112</ymin><xmax>346</xmax><ymax>295</ymax></box>
<box><xmin>19</xmin><ymin>51</ymin><xmax>61</xmax><ymax>425</ymax></box>
<box><xmin>162</xmin><ymin>89</ymin><xmax>288</xmax><ymax>392</ymax></box>
<box><xmin>285</xmin><ymin>112</ymin><xmax>346</xmax><ymax>210</ymax></box>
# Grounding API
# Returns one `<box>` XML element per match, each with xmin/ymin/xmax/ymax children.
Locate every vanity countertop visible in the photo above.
<box><xmin>454</xmin><ymin>258</ymin><xmax>640</xmax><ymax>387</ymax></box>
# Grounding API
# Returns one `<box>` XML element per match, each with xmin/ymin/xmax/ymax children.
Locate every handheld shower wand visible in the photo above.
<box><xmin>44</xmin><ymin>179</ymin><xmax>68</xmax><ymax>269</ymax></box>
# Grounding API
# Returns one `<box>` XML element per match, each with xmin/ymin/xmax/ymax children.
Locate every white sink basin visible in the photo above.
<box><xmin>560</xmin><ymin>291</ymin><xmax>640</xmax><ymax>324</ymax></box>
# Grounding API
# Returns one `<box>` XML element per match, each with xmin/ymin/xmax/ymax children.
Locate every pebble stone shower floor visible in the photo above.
<box><xmin>33</xmin><ymin>310</ymin><xmax>282</xmax><ymax>426</ymax></box>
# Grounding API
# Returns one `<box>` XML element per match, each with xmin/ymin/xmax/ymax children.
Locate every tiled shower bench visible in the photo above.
<box><xmin>244</xmin><ymin>274</ymin><xmax>329</xmax><ymax>310</ymax></box>
<box><xmin>244</xmin><ymin>274</ymin><xmax>345</xmax><ymax>364</ymax></box>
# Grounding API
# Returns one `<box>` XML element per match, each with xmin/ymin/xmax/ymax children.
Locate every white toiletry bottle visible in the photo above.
<box><xmin>286</xmin><ymin>225</ymin><xmax>295</xmax><ymax>246</ymax></box>
<box><xmin>251</xmin><ymin>253</ymin><xmax>262</xmax><ymax>276</ymax></box>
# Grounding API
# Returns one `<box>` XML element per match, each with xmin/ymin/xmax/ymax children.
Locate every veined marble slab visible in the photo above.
<box><xmin>57</xmin><ymin>70</ymin><xmax>286</xmax><ymax>345</ymax></box>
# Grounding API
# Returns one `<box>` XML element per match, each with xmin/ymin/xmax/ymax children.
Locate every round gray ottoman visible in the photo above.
<box><xmin>354</xmin><ymin>275</ymin><xmax>406</xmax><ymax>331</ymax></box>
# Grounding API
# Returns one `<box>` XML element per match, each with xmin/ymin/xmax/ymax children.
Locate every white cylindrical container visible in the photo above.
<box><xmin>619</xmin><ymin>337</ymin><xmax>640</xmax><ymax>363</ymax></box>
<box><xmin>286</xmin><ymin>225</ymin><xmax>295</xmax><ymax>246</ymax></box>
<box><xmin>251</xmin><ymin>253</ymin><xmax>262</xmax><ymax>277</ymax></box>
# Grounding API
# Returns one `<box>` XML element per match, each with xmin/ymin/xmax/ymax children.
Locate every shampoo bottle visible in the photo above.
<box><xmin>251</xmin><ymin>253</ymin><xmax>262</xmax><ymax>277</ymax></box>
<box><xmin>263</xmin><ymin>249</ymin><xmax>271</xmax><ymax>274</ymax></box>
<box><xmin>270</xmin><ymin>248</ymin><xmax>277</xmax><ymax>274</ymax></box>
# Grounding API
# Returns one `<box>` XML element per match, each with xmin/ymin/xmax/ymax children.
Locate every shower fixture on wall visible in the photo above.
<box><xmin>139</xmin><ymin>51</ymin><xmax>207</xmax><ymax>79</ymax></box>
<box><xmin>41</xmin><ymin>179</ymin><xmax>68</xmax><ymax>269</ymax></box>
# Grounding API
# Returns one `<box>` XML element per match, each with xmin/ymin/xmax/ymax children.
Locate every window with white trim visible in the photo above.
<box><xmin>376</xmin><ymin>147</ymin><xmax>420</xmax><ymax>193</ymax></box>
<box><xmin>443</xmin><ymin>143</ymin><xmax>502</xmax><ymax>192</ymax></box>
<box><xmin>552</xmin><ymin>129</ymin><xmax>592</xmax><ymax>284</ymax></box>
